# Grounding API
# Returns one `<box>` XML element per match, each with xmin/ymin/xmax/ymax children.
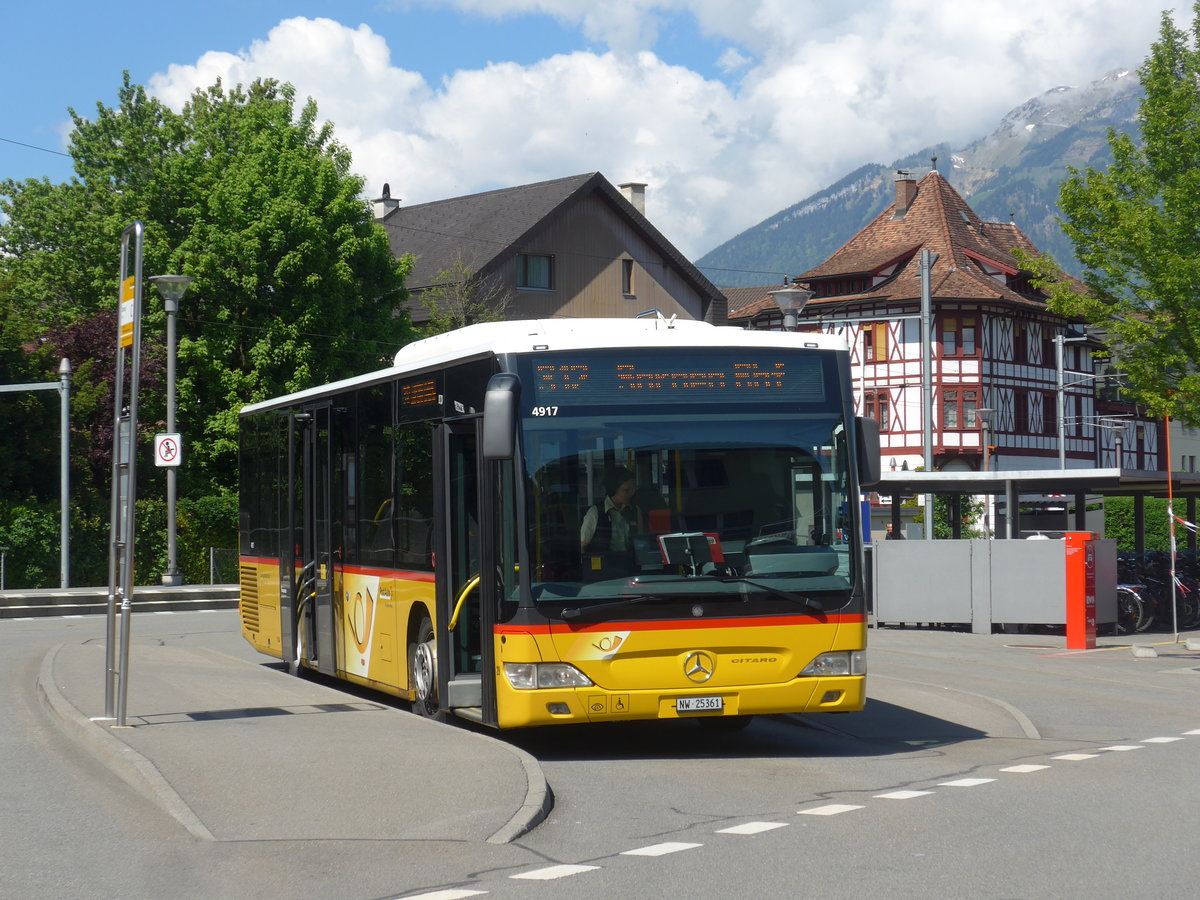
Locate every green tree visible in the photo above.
<box><xmin>1</xmin><ymin>74</ymin><xmax>413</xmax><ymax>494</ymax></box>
<box><xmin>1025</xmin><ymin>4</ymin><xmax>1200</xmax><ymax>424</ymax></box>
<box><xmin>416</xmin><ymin>253</ymin><xmax>514</xmax><ymax>336</ymax></box>
<box><xmin>909</xmin><ymin>494</ymin><xmax>988</xmax><ymax>539</ymax></box>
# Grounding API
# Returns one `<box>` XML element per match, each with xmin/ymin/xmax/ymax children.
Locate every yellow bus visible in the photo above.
<box><xmin>238</xmin><ymin>318</ymin><xmax>880</xmax><ymax>729</ymax></box>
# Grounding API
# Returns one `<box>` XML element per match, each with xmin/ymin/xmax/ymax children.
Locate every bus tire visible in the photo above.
<box><xmin>408</xmin><ymin>615</ymin><xmax>444</xmax><ymax>721</ymax></box>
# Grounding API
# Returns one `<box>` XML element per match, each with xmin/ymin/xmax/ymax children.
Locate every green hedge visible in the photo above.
<box><xmin>0</xmin><ymin>492</ymin><xmax>236</xmax><ymax>589</ymax></box>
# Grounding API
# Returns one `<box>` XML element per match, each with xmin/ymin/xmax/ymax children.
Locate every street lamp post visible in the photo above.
<box><xmin>149</xmin><ymin>274</ymin><xmax>193</xmax><ymax>587</ymax></box>
<box><xmin>976</xmin><ymin>408</ymin><xmax>995</xmax><ymax>538</ymax></box>
<box><xmin>975</xmin><ymin>408</ymin><xmax>995</xmax><ymax>473</ymax></box>
<box><xmin>768</xmin><ymin>286</ymin><xmax>815</xmax><ymax>331</ymax></box>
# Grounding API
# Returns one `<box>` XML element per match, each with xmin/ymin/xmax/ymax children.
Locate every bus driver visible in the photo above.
<box><xmin>580</xmin><ymin>467</ymin><xmax>641</xmax><ymax>557</ymax></box>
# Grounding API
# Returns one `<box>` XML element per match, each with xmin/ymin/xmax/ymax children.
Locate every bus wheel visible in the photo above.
<box><xmin>409</xmin><ymin>615</ymin><xmax>443</xmax><ymax>720</ymax></box>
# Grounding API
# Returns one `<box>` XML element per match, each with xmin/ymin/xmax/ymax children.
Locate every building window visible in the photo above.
<box><xmin>863</xmin><ymin>390</ymin><xmax>890</xmax><ymax>432</ymax></box>
<box><xmin>1013</xmin><ymin>321</ymin><xmax>1028</xmax><ymax>362</ymax></box>
<box><xmin>622</xmin><ymin>258</ymin><xmax>634</xmax><ymax>296</ymax></box>
<box><xmin>1013</xmin><ymin>389</ymin><xmax>1029</xmax><ymax>434</ymax></box>
<box><xmin>941</xmin><ymin>316</ymin><xmax>977</xmax><ymax>356</ymax></box>
<box><xmin>863</xmin><ymin>323</ymin><xmax>888</xmax><ymax>362</ymax></box>
<box><xmin>942</xmin><ymin>389</ymin><xmax>978</xmax><ymax>429</ymax></box>
<box><xmin>517</xmin><ymin>253</ymin><xmax>554</xmax><ymax>290</ymax></box>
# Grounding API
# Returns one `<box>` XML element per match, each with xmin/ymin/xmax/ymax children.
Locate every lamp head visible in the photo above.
<box><xmin>149</xmin><ymin>274</ymin><xmax>194</xmax><ymax>309</ymax></box>
<box><xmin>768</xmin><ymin>286</ymin><xmax>815</xmax><ymax>315</ymax></box>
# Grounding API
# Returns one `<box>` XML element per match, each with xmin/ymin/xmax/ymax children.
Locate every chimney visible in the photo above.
<box><xmin>619</xmin><ymin>182</ymin><xmax>647</xmax><ymax>215</ymax></box>
<box><xmin>372</xmin><ymin>183</ymin><xmax>400</xmax><ymax>221</ymax></box>
<box><xmin>893</xmin><ymin>171</ymin><xmax>917</xmax><ymax>219</ymax></box>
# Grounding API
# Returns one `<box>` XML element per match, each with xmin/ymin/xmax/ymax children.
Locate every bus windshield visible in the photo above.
<box><xmin>514</xmin><ymin>348</ymin><xmax>858</xmax><ymax>618</ymax></box>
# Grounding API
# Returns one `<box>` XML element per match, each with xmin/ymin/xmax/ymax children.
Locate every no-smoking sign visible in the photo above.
<box><xmin>154</xmin><ymin>433</ymin><xmax>183</xmax><ymax>467</ymax></box>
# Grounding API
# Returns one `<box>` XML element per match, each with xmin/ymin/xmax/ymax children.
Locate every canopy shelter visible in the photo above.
<box><xmin>871</xmin><ymin>468</ymin><xmax>1200</xmax><ymax>549</ymax></box>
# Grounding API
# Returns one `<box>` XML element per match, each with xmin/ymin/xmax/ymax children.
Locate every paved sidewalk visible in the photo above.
<box><xmin>37</xmin><ymin>640</ymin><xmax>550</xmax><ymax>844</ymax></box>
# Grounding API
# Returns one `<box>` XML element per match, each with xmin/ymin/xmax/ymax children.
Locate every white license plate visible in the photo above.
<box><xmin>676</xmin><ymin>696</ymin><xmax>723</xmax><ymax>713</ymax></box>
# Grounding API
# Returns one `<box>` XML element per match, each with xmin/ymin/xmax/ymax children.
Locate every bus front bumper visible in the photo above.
<box><xmin>495</xmin><ymin>674</ymin><xmax>865</xmax><ymax>729</ymax></box>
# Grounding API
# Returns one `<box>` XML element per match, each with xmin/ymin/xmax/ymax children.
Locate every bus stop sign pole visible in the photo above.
<box><xmin>105</xmin><ymin>222</ymin><xmax>144</xmax><ymax>725</ymax></box>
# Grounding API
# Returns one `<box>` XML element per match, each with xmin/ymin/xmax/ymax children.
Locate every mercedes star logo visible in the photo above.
<box><xmin>683</xmin><ymin>650</ymin><xmax>715</xmax><ymax>683</ymax></box>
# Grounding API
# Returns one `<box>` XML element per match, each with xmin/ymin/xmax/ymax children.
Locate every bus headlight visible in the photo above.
<box><xmin>800</xmin><ymin>651</ymin><xmax>866</xmax><ymax>677</ymax></box>
<box><xmin>504</xmin><ymin>663</ymin><xmax>595</xmax><ymax>690</ymax></box>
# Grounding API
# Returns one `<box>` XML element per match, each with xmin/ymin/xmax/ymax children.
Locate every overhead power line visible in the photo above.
<box><xmin>0</xmin><ymin>136</ymin><xmax>71</xmax><ymax>158</ymax></box>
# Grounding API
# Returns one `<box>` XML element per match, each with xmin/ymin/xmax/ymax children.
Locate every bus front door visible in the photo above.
<box><xmin>290</xmin><ymin>403</ymin><xmax>339</xmax><ymax>677</ymax></box>
<box><xmin>436</xmin><ymin>420</ymin><xmax>498</xmax><ymax>725</ymax></box>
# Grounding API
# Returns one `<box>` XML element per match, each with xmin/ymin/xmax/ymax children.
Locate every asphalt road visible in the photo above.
<box><xmin>4</xmin><ymin>611</ymin><xmax>1199</xmax><ymax>899</ymax></box>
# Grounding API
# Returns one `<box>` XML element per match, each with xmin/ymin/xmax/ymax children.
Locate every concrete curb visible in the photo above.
<box><xmin>486</xmin><ymin>743</ymin><xmax>554</xmax><ymax>844</ymax></box>
<box><xmin>36</xmin><ymin>644</ymin><xmax>216</xmax><ymax>841</ymax></box>
<box><xmin>874</xmin><ymin>673</ymin><xmax>1043</xmax><ymax>740</ymax></box>
<box><xmin>37</xmin><ymin>642</ymin><xmax>552</xmax><ymax>845</ymax></box>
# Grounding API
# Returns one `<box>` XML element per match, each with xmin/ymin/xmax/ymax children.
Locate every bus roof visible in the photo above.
<box><xmin>241</xmin><ymin>318</ymin><xmax>848</xmax><ymax>415</ymax></box>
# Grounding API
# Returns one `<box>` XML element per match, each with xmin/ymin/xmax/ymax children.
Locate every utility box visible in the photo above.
<box><xmin>1064</xmin><ymin>532</ymin><xmax>1098</xmax><ymax>650</ymax></box>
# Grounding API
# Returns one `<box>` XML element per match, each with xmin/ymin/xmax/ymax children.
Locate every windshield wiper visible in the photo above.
<box><xmin>560</xmin><ymin>594</ymin><xmax>662</xmax><ymax>620</ymax></box>
<box><xmin>711</xmin><ymin>576</ymin><xmax>827</xmax><ymax>614</ymax></box>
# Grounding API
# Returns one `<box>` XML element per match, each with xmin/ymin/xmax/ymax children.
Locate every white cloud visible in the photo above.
<box><xmin>148</xmin><ymin>3</ymin><xmax>1172</xmax><ymax>262</ymax></box>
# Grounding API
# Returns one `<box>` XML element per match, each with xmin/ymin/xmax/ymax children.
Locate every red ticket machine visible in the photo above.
<box><xmin>1064</xmin><ymin>532</ymin><xmax>1097</xmax><ymax>650</ymax></box>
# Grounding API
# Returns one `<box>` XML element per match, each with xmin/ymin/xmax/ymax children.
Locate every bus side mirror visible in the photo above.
<box><xmin>856</xmin><ymin>416</ymin><xmax>881</xmax><ymax>487</ymax></box>
<box><xmin>482</xmin><ymin>373</ymin><xmax>521</xmax><ymax>459</ymax></box>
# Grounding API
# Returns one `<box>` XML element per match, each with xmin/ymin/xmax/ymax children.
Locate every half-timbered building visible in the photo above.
<box><xmin>730</xmin><ymin>169</ymin><xmax>1159</xmax><ymax>476</ymax></box>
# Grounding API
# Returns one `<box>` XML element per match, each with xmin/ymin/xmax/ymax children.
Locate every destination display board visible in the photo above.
<box><xmin>525</xmin><ymin>351</ymin><xmax>828</xmax><ymax>410</ymax></box>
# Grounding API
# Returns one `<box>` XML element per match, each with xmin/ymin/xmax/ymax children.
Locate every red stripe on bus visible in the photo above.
<box><xmin>236</xmin><ymin>556</ymin><xmax>436</xmax><ymax>583</ymax></box>
<box><xmin>340</xmin><ymin>564</ymin><xmax>436</xmax><ymax>582</ymax></box>
<box><xmin>495</xmin><ymin>614</ymin><xmax>865</xmax><ymax>635</ymax></box>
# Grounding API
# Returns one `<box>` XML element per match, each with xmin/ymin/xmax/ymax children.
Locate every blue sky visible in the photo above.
<box><xmin>1</xmin><ymin>1</ymin><xmax>1175</xmax><ymax>259</ymax></box>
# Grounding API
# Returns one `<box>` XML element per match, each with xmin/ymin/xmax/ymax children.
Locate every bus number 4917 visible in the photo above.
<box><xmin>530</xmin><ymin>406</ymin><xmax>559</xmax><ymax>416</ymax></box>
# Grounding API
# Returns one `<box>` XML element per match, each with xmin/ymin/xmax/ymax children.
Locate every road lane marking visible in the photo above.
<box><xmin>1000</xmin><ymin>764</ymin><xmax>1050</xmax><ymax>773</ymax></box>
<box><xmin>399</xmin><ymin>890</ymin><xmax>487</xmax><ymax>899</ymax></box>
<box><xmin>511</xmin><ymin>864</ymin><xmax>599</xmax><ymax>880</ymax></box>
<box><xmin>874</xmin><ymin>790</ymin><xmax>934</xmax><ymax>800</ymax></box>
<box><xmin>1100</xmin><ymin>745</ymin><xmax>1144</xmax><ymax>752</ymax></box>
<box><xmin>798</xmin><ymin>804</ymin><xmax>864</xmax><ymax>815</ymax></box>
<box><xmin>717</xmin><ymin>821</ymin><xmax>789</xmax><ymax>835</ymax></box>
<box><xmin>1141</xmin><ymin>736</ymin><xmax>1183</xmax><ymax>743</ymax></box>
<box><xmin>1051</xmin><ymin>753</ymin><xmax>1099</xmax><ymax>760</ymax></box>
<box><xmin>621</xmin><ymin>842</ymin><xmax>702</xmax><ymax>857</ymax></box>
<box><xmin>1184</xmin><ymin>729</ymin><xmax>1200</xmax><ymax>735</ymax></box>
<box><xmin>938</xmin><ymin>778</ymin><xmax>995</xmax><ymax>787</ymax></box>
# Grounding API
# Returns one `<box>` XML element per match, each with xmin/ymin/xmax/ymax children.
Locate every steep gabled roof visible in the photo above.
<box><xmin>380</xmin><ymin>172</ymin><xmax>722</xmax><ymax>305</ymax></box>
<box><xmin>740</xmin><ymin>171</ymin><xmax>1056</xmax><ymax>317</ymax></box>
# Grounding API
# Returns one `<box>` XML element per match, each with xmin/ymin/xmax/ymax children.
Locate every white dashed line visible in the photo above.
<box><xmin>1183</xmin><ymin>729</ymin><xmax>1200</xmax><ymax>735</ymax></box>
<box><xmin>621</xmin><ymin>842</ymin><xmax>702</xmax><ymax>857</ymax></box>
<box><xmin>717</xmin><ymin>821</ymin><xmax>789</xmax><ymax>835</ymax></box>
<box><xmin>874</xmin><ymin>790</ymin><xmax>934</xmax><ymax>800</ymax></box>
<box><xmin>399</xmin><ymin>890</ymin><xmax>487</xmax><ymax>899</ymax></box>
<box><xmin>1052</xmin><ymin>753</ymin><xmax>1100</xmax><ymax>761</ymax></box>
<box><xmin>798</xmin><ymin>804</ymin><xmax>864</xmax><ymax>816</ymax></box>
<box><xmin>1101</xmin><ymin>745</ymin><xmax>1145</xmax><ymax>752</ymax></box>
<box><xmin>938</xmin><ymin>777</ymin><xmax>995</xmax><ymax>787</ymax></box>
<box><xmin>511</xmin><ymin>864</ymin><xmax>599</xmax><ymax>881</ymax></box>
<box><xmin>1142</xmin><ymin>736</ymin><xmax>1183</xmax><ymax>743</ymax></box>
<box><xmin>1001</xmin><ymin>764</ymin><xmax>1050</xmax><ymax>773</ymax></box>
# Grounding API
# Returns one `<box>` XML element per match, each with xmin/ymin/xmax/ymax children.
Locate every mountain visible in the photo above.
<box><xmin>696</xmin><ymin>69</ymin><xmax>1143</xmax><ymax>288</ymax></box>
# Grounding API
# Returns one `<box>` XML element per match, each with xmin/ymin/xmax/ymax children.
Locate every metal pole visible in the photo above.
<box><xmin>163</xmin><ymin>295</ymin><xmax>181</xmax><ymax>586</ymax></box>
<box><xmin>109</xmin><ymin>222</ymin><xmax>145</xmax><ymax>727</ymax></box>
<box><xmin>1055</xmin><ymin>334</ymin><xmax>1066</xmax><ymax>468</ymax></box>
<box><xmin>920</xmin><ymin>249</ymin><xmax>938</xmax><ymax>540</ymax></box>
<box><xmin>59</xmin><ymin>358</ymin><xmax>71</xmax><ymax>588</ymax></box>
